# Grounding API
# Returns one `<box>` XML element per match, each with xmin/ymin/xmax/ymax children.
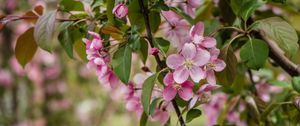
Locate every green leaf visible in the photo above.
<box><xmin>74</xmin><ymin>40</ymin><xmax>87</xmax><ymax>62</ymax></box>
<box><xmin>141</xmin><ymin>73</ymin><xmax>158</xmax><ymax>115</ymax></box>
<box><xmin>34</xmin><ymin>10</ymin><xmax>57</xmax><ymax>52</ymax></box>
<box><xmin>153</xmin><ymin>38</ymin><xmax>170</xmax><ymax>55</ymax></box>
<box><xmin>106</xmin><ymin>0</ymin><xmax>115</xmax><ymax>24</ymax></box>
<box><xmin>186</xmin><ymin>109</ymin><xmax>202</xmax><ymax>123</ymax></box>
<box><xmin>128</xmin><ymin>0</ymin><xmax>146</xmax><ymax>31</ymax></box>
<box><xmin>15</xmin><ymin>28</ymin><xmax>38</xmax><ymax>68</ymax></box>
<box><xmin>140</xmin><ymin>112</ymin><xmax>148</xmax><ymax>126</ymax></box>
<box><xmin>149</xmin><ymin>11</ymin><xmax>161</xmax><ymax>32</ymax></box>
<box><xmin>138</xmin><ymin>38</ymin><xmax>149</xmax><ymax>64</ymax></box>
<box><xmin>240</xmin><ymin>39</ymin><xmax>269</xmax><ymax>69</ymax></box>
<box><xmin>149</xmin><ymin>98</ymin><xmax>160</xmax><ymax>116</ymax></box>
<box><xmin>112</xmin><ymin>45</ymin><xmax>132</xmax><ymax>84</ymax></box>
<box><xmin>216</xmin><ymin>46</ymin><xmax>238</xmax><ymax>86</ymax></box>
<box><xmin>240</xmin><ymin>0</ymin><xmax>265</xmax><ymax>21</ymax></box>
<box><xmin>218</xmin><ymin>0</ymin><xmax>236</xmax><ymax>25</ymax></box>
<box><xmin>292</xmin><ymin>76</ymin><xmax>300</xmax><ymax>94</ymax></box>
<box><xmin>268</xmin><ymin>80</ymin><xmax>291</xmax><ymax>88</ymax></box>
<box><xmin>59</xmin><ymin>0</ymin><xmax>84</xmax><ymax>11</ymax></box>
<box><xmin>256</xmin><ymin>17</ymin><xmax>299</xmax><ymax>58</ymax></box>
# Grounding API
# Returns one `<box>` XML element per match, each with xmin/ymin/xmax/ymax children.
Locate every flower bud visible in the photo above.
<box><xmin>113</xmin><ymin>3</ymin><xmax>128</xmax><ymax>18</ymax></box>
<box><xmin>149</xmin><ymin>48</ymin><xmax>159</xmax><ymax>55</ymax></box>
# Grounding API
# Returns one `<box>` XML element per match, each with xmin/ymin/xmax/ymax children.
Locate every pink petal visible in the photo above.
<box><xmin>181</xmin><ymin>80</ymin><xmax>194</xmax><ymax>88</ymax></box>
<box><xmin>181</xmin><ymin>43</ymin><xmax>196</xmax><ymax>59</ymax></box>
<box><xmin>188</xmin><ymin>96</ymin><xmax>199</xmax><ymax>109</ymax></box>
<box><xmin>189</xmin><ymin>66</ymin><xmax>206</xmax><ymax>83</ymax></box>
<box><xmin>209</xmin><ymin>48</ymin><xmax>220</xmax><ymax>60</ymax></box>
<box><xmin>163</xmin><ymin>73</ymin><xmax>174</xmax><ymax>86</ymax></box>
<box><xmin>88</xmin><ymin>31</ymin><xmax>100</xmax><ymax>39</ymax></box>
<box><xmin>161</xmin><ymin>10</ymin><xmax>181</xmax><ymax>23</ymax></box>
<box><xmin>173</xmin><ymin>66</ymin><xmax>189</xmax><ymax>83</ymax></box>
<box><xmin>201</xmin><ymin>37</ymin><xmax>217</xmax><ymax>48</ymax></box>
<box><xmin>198</xmin><ymin>84</ymin><xmax>220</xmax><ymax>93</ymax></box>
<box><xmin>166</xmin><ymin>54</ymin><xmax>184</xmax><ymax>69</ymax></box>
<box><xmin>213</xmin><ymin>59</ymin><xmax>226</xmax><ymax>72</ymax></box>
<box><xmin>178</xmin><ymin>83</ymin><xmax>193</xmax><ymax>101</ymax></box>
<box><xmin>206</xmin><ymin>70</ymin><xmax>216</xmax><ymax>85</ymax></box>
<box><xmin>163</xmin><ymin>85</ymin><xmax>177</xmax><ymax>101</ymax></box>
<box><xmin>187</xmin><ymin>0</ymin><xmax>201</xmax><ymax>8</ymax></box>
<box><xmin>193</xmin><ymin>48</ymin><xmax>210</xmax><ymax>66</ymax></box>
<box><xmin>189</xmin><ymin>22</ymin><xmax>204</xmax><ymax>39</ymax></box>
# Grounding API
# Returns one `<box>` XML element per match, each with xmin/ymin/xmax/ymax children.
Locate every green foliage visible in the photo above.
<box><xmin>240</xmin><ymin>39</ymin><xmax>269</xmax><ymax>70</ymax></box>
<box><xmin>292</xmin><ymin>76</ymin><xmax>300</xmax><ymax>94</ymax></box>
<box><xmin>141</xmin><ymin>73</ymin><xmax>158</xmax><ymax>115</ymax></box>
<box><xmin>59</xmin><ymin>0</ymin><xmax>84</xmax><ymax>12</ymax></box>
<box><xmin>138</xmin><ymin>38</ymin><xmax>149</xmax><ymax>64</ymax></box>
<box><xmin>15</xmin><ymin>28</ymin><xmax>37</xmax><ymax>67</ymax></box>
<box><xmin>256</xmin><ymin>17</ymin><xmax>299</xmax><ymax>58</ymax></box>
<box><xmin>128</xmin><ymin>0</ymin><xmax>146</xmax><ymax>31</ymax></box>
<box><xmin>106</xmin><ymin>0</ymin><xmax>115</xmax><ymax>24</ymax></box>
<box><xmin>186</xmin><ymin>109</ymin><xmax>202</xmax><ymax>123</ymax></box>
<box><xmin>153</xmin><ymin>37</ymin><xmax>170</xmax><ymax>55</ymax></box>
<box><xmin>149</xmin><ymin>98</ymin><xmax>160</xmax><ymax>115</ymax></box>
<box><xmin>112</xmin><ymin>45</ymin><xmax>132</xmax><ymax>84</ymax></box>
<box><xmin>170</xmin><ymin>7</ymin><xmax>194</xmax><ymax>25</ymax></box>
<box><xmin>34</xmin><ymin>10</ymin><xmax>57</xmax><ymax>52</ymax></box>
<box><xmin>140</xmin><ymin>112</ymin><xmax>148</xmax><ymax>126</ymax></box>
<box><xmin>230</xmin><ymin>0</ymin><xmax>265</xmax><ymax>21</ymax></box>
<box><xmin>149</xmin><ymin>11</ymin><xmax>161</xmax><ymax>32</ymax></box>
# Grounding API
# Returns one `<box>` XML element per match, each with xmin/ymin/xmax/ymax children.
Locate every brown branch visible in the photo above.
<box><xmin>137</xmin><ymin>0</ymin><xmax>186</xmax><ymax>125</ymax></box>
<box><xmin>259</xmin><ymin>31</ymin><xmax>300</xmax><ymax>77</ymax></box>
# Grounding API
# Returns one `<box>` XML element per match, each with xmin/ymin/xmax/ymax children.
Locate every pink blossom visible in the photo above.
<box><xmin>113</xmin><ymin>3</ymin><xmax>128</xmax><ymax>18</ymax></box>
<box><xmin>161</xmin><ymin>11</ymin><xmax>190</xmax><ymax>48</ymax></box>
<box><xmin>149</xmin><ymin>48</ymin><xmax>159</xmax><ymax>55</ymax></box>
<box><xmin>166</xmin><ymin>43</ymin><xmax>209</xmax><ymax>83</ymax></box>
<box><xmin>190</xmin><ymin>22</ymin><xmax>217</xmax><ymax>48</ymax></box>
<box><xmin>162</xmin><ymin>73</ymin><xmax>194</xmax><ymax>101</ymax></box>
<box><xmin>0</xmin><ymin>70</ymin><xmax>13</xmax><ymax>88</ymax></box>
<box><xmin>188</xmin><ymin>84</ymin><xmax>220</xmax><ymax>109</ymax></box>
<box><xmin>183</xmin><ymin>0</ymin><xmax>202</xmax><ymax>17</ymax></box>
<box><xmin>204</xmin><ymin>48</ymin><xmax>226</xmax><ymax>84</ymax></box>
<box><xmin>151</xmin><ymin>108</ymin><xmax>170</xmax><ymax>125</ymax></box>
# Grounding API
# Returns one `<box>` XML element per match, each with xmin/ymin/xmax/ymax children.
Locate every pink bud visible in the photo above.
<box><xmin>113</xmin><ymin>3</ymin><xmax>128</xmax><ymax>18</ymax></box>
<box><xmin>149</xmin><ymin>48</ymin><xmax>159</xmax><ymax>55</ymax></box>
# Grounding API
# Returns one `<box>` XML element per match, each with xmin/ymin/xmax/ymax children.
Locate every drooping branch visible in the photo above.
<box><xmin>137</xmin><ymin>0</ymin><xmax>186</xmax><ymax>125</ymax></box>
<box><xmin>259</xmin><ymin>32</ymin><xmax>300</xmax><ymax>77</ymax></box>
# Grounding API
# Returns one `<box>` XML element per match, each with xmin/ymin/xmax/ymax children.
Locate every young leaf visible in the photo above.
<box><xmin>15</xmin><ymin>28</ymin><xmax>38</xmax><ymax>68</ymax></box>
<box><xmin>59</xmin><ymin>0</ymin><xmax>84</xmax><ymax>12</ymax></box>
<box><xmin>112</xmin><ymin>45</ymin><xmax>132</xmax><ymax>84</ymax></box>
<box><xmin>186</xmin><ymin>109</ymin><xmax>202</xmax><ymax>123</ymax></box>
<box><xmin>153</xmin><ymin>38</ymin><xmax>170</xmax><ymax>55</ymax></box>
<box><xmin>34</xmin><ymin>10</ymin><xmax>57</xmax><ymax>52</ymax></box>
<box><xmin>256</xmin><ymin>17</ymin><xmax>299</xmax><ymax>58</ymax></box>
<box><xmin>292</xmin><ymin>76</ymin><xmax>300</xmax><ymax>94</ymax></box>
<box><xmin>240</xmin><ymin>39</ymin><xmax>269</xmax><ymax>70</ymax></box>
<box><xmin>141</xmin><ymin>73</ymin><xmax>158</xmax><ymax>115</ymax></box>
<box><xmin>140</xmin><ymin>112</ymin><xmax>148</xmax><ymax>126</ymax></box>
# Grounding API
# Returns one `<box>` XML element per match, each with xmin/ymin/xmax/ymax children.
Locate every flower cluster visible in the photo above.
<box><xmin>83</xmin><ymin>31</ymin><xmax>120</xmax><ymax>88</ymax></box>
<box><xmin>164</xmin><ymin>22</ymin><xmax>226</xmax><ymax>105</ymax></box>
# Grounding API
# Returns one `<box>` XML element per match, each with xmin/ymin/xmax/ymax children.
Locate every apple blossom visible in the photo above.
<box><xmin>190</xmin><ymin>22</ymin><xmax>217</xmax><ymax>48</ymax></box>
<box><xmin>113</xmin><ymin>3</ymin><xmax>128</xmax><ymax>18</ymax></box>
<box><xmin>204</xmin><ymin>48</ymin><xmax>226</xmax><ymax>84</ymax></box>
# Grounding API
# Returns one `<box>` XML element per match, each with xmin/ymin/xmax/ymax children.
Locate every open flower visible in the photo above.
<box><xmin>205</xmin><ymin>48</ymin><xmax>226</xmax><ymax>84</ymax></box>
<box><xmin>190</xmin><ymin>22</ymin><xmax>217</xmax><ymax>48</ymax></box>
<box><xmin>162</xmin><ymin>73</ymin><xmax>194</xmax><ymax>101</ymax></box>
<box><xmin>188</xmin><ymin>84</ymin><xmax>220</xmax><ymax>109</ymax></box>
<box><xmin>113</xmin><ymin>3</ymin><xmax>128</xmax><ymax>18</ymax></box>
<box><xmin>166</xmin><ymin>43</ymin><xmax>210</xmax><ymax>83</ymax></box>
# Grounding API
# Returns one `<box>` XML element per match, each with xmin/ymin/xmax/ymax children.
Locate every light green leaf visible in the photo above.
<box><xmin>34</xmin><ymin>10</ymin><xmax>57</xmax><ymax>52</ymax></box>
<box><xmin>186</xmin><ymin>109</ymin><xmax>202</xmax><ymax>123</ymax></box>
<box><xmin>106</xmin><ymin>0</ymin><xmax>115</xmax><ymax>24</ymax></box>
<box><xmin>256</xmin><ymin>17</ymin><xmax>299</xmax><ymax>58</ymax></box>
<box><xmin>240</xmin><ymin>39</ymin><xmax>269</xmax><ymax>69</ymax></box>
<box><xmin>112</xmin><ymin>45</ymin><xmax>132</xmax><ymax>84</ymax></box>
<box><xmin>141</xmin><ymin>73</ymin><xmax>158</xmax><ymax>115</ymax></box>
<box><xmin>15</xmin><ymin>28</ymin><xmax>38</xmax><ymax>68</ymax></box>
<box><xmin>59</xmin><ymin>0</ymin><xmax>84</xmax><ymax>11</ymax></box>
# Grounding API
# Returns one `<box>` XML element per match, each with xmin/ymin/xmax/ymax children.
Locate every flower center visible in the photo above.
<box><xmin>184</xmin><ymin>59</ymin><xmax>194</xmax><ymax>69</ymax></box>
<box><xmin>206</xmin><ymin>62</ymin><xmax>215</xmax><ymax>70</ymax></box>
<box><xmin>173</xmin><ymin>83</ymin><xmax>182</xmax><ymax>91</ymax></box>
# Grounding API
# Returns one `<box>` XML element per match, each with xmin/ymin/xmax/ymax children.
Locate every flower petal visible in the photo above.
<box><xmin>163</xmin><ymin>73</ymin><xmax>174</xmax><ymax>86</ymax></box>
<box><xmin>198</xmin><ymin>84</ymin><xmax>220</xmax><ymax>93</ymax></box>
<box><xmin>163</xmin><ymin>85</ymin><xmax>177</xmax><ymax>101</ymax></box>
<box><xmin>173</xmin><ymin>66</ymin><xmax>189</xmax><ymax>83</ymax></box>
<box><xmin>213</xmin><ymin>59</ymin><xmax>226</xmax><ymax>72</ymax></box>
<box><xmin>206</xmin><ymin>70</ymin><xmax>216</xmax><ymax>85</ymax></box>
<box><xmin>188</xmin><ymin>96</ymin><xmax>199</xmax><ymax>109</ymax></box>
<box><xmin>209</xmin><ymin>48</ymin><xmax>220</xmax><ymax>60</ymax></box>
<box><xmin>193</xmin><ymin>48</ymin><xmax>210</xmax><ymax>66</ymax></box>
<box><xmin>166</xmin><ymin>54</ymin><xmax>184</xmax><ymax>69</ymax></box>
<box><xmin>189</xmin><ymin>22</ymin><xmax>204</xmax><ymax>39</ymax></box>
<box><xmin>178</xmin><ymin>86</ymin><xmax>193</xmax><ymax>101</ymax></box>
<box><xmin>189</xmin><ymin>66</ymin><xmax>206</xmax><ymax>83</ymax></box>
<box><xmin>181</xmin><ymin>43</ymin><xmax>196</xmax><ymax>59</ymax></box>
<box><xmin>201</xmin><ymin>37</ymin><xmax>216</xmax><ymax>48</ymax></box>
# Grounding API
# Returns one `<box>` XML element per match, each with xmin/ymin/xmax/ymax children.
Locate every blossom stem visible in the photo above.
<box><xmin>137</xmin><ymin>0</ymin><xmax>186</xmax><ymax>125</ymax></box>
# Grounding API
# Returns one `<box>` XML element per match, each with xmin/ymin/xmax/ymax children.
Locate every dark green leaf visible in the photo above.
<box><xmin>292</xmin><ymin>76</ymin><xmax>300</xmax><ymax>94</ymax></box>
<box><xmin>140</xmin><ymin>112</ymin><xmax>148</xmax><ymax>126</ymax></box>
<box><xmin>153</xmin><ymin>38</ymin><xmax>170</xmax><ymax>55</ymax></box>
<box><xmin>141</xmin><ymin>73</ymin><xmax>158</xmax><ymax>115</ymax></box>
<box><xmin>149</xmin><ymin>98</ymin><xmax>160</xmax><ymax>116</ymax></box>
<box><xmin>230</xmin><ymin>0</ymin><xmax>265</xmax><ymax>20</ymax></box>
<box><xmin>34</xmin><ymin>10</ymin><xmax>57</xmax><ymax>52</ymax></box>
<box><xmin>149</xmin><ymin>11</ymin><xmax>161</xmax><ymax>32</ymax></box>
<box><xmin>128</xmin><ymin>0</ymin><xmax>146</xmax><ymax>31</ymax></box>
<box><xmin>59</xmin><ymin>0</ymin><xmax>84</xmax><ymax>11</ymax></box>
<box><xmin>218</xmin><ymin>0</ymin><xmax>236</xmax><ymax>25</ymax></box>
<box><xmin>112</xmin><ymin>45</ymin><xmax>132</xmax><ymax>84</ymax></box>
<box><xmin>15</xmin><ymin>28</ymin><xmax>38</xmax><ymax>68</ymax></box>
<box><xmin>138</xmin><ymin>38</ymin><xmax>149</xmax><ymax>64</ymax></box>
<box><xmin>256</xmin><ymin>17</ymin><xmax>299</xmax><ymax>58</ymax></box>
<box><xmin>240</xmin><ymin>39</ymin><xmax>269</xmax><ymax>69</ymax></box>
<box><xmin>186</xmin><ymin>109</ymin><xmax>202</xmax><ymax>123</ymax></box>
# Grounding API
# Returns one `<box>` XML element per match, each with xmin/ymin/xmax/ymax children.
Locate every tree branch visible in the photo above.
<box><xmin>259</xmin><ymin>32</ymin><xmax>300</xmax><ymax>77</ymax></box>
<box><xmin>137</xmin><ymin>0</ymin><xmax>186</xmax><ymax>125</ymax></box>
